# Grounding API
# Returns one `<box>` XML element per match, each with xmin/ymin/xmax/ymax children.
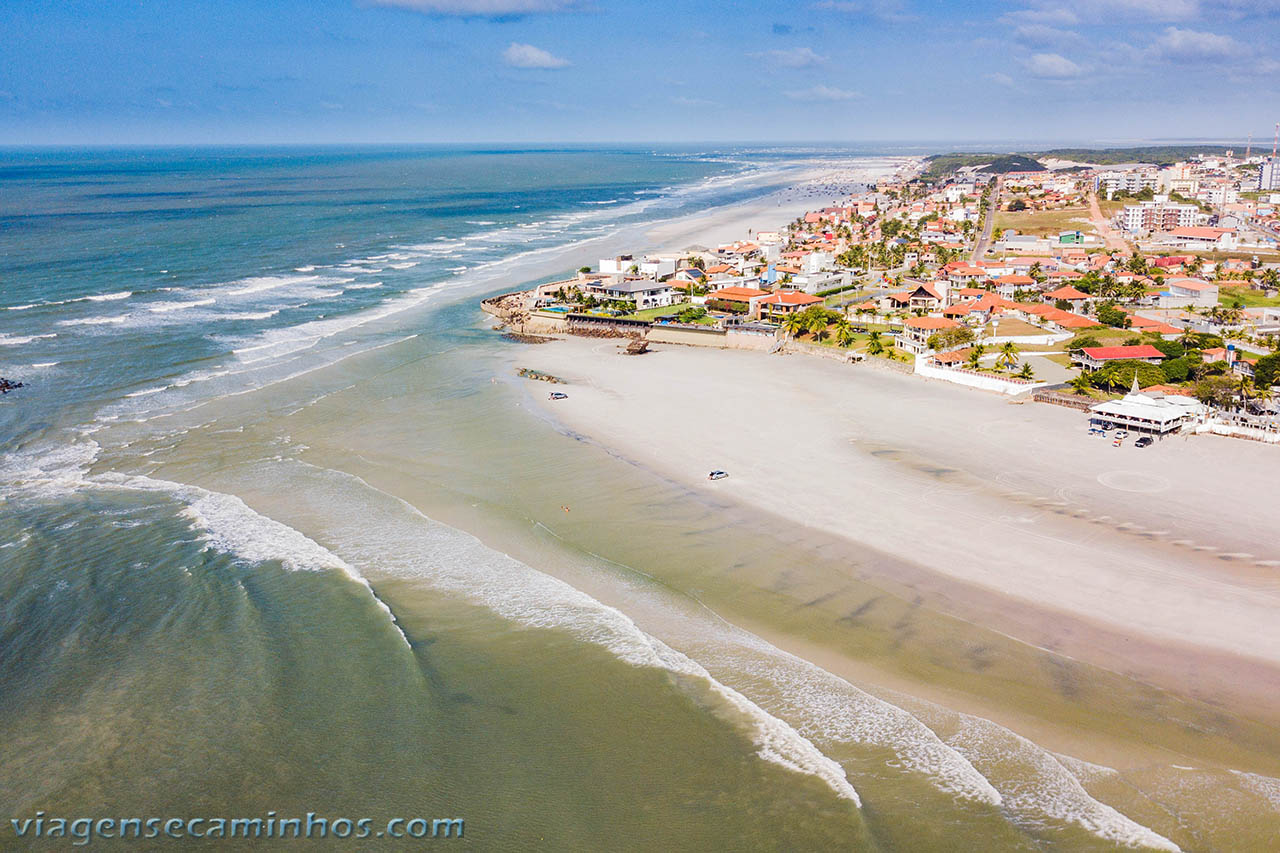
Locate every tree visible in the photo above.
<box><xmin>866</xmin><ymin>330</ymin><xmax>885</xmax><ymax>356</ymax></box>
<box><xmin>1095</xmin><ymin>301</ymin><xmax>1130</xmax><ymax>328</ymax></box>
<box><xmin>1017</xmin><ymin>362</ymin><xmax>1035</xmax><ymax>380</ymax></box>
<box><xmin>1090</xmin><ymin>359</ymin><xmax>1165</xmax><ymax>392</ymax></box>
<box><xmin>1254</xmin><ymin>353</ymin><xmax>1280</xmax><ymax>389</ymax></box>
<box><xmin>1193</xmin><ymin>374</ymin><xmax>1236</xmax><ymax>408</ymax></box>
<box><xmin>1068</xmin><ymin>335</ymin><xmax>1102</xmax><ymax>352</ymax></box>
<box><xmin>578</xmin><ymin>266</ymin><xmax>592</xmax><ymax>274</ymax></box>
<box><xmin>1068</xmin><ymin>374</ymin><xmax>1094</xmax><ymax>396</ymax></box>
<box><xmin>996</xmin><ymin>341</ymin><xmax>1019</xmax><ymax>370</ymax></box>
<box><xmin>783</xmin><ymin>312</ymin><xmax>807</xmax><ymax>338</ymax></box>
<box><xmin>1160</xmin><ymin>356</ymin><xmax>1192</xmax><ymax>383</ymax></box>
<box><xmin>1151</xmin><ymin>338</ymin><xmax>1184</xmax><ymax>359</ymax></box>
<box><xmin>966</xmin><ymin>348</ymin><xmax>982</xmax><ymax>370</ymax></box>
<box><xmin>835</xmin><ymin>318</ymin><xmax>856</xmax><ymax>348</ymax></box>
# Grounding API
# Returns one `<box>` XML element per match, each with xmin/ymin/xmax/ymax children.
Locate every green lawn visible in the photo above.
<box><xmin>623</xmin><ymin>302</ymin><xmax>719</xmax><ymax>323</ymax></box>
<box><xmin>1219</xmin><ymin>289</ymin><xmax>1280</xmax><ymax>308</ymax></box>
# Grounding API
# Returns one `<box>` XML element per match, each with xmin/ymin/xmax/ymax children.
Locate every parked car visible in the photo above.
<box><xmin>708</xmin><ymin>470</ymin><xmax>728</xmax><ymax>481</ymax></box>
<box><xmin>1134</xmin><ymin>436</ymin><xmax>1153</xmax><ymax>448</ymax></box>
<box><xmin>549</xmin><ymin>392</ymin><xmax>568</xmax><ymax>400</ymax></box>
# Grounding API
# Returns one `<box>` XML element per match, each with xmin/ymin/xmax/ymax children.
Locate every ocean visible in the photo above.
<box><xmin>2</xmin><ymin>146</ymin><xmax>1277</xmax><ymax>851</ymax></box>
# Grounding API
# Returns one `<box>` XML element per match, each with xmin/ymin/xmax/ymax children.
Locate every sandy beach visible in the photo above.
<box><xmin>518</xmin><ymin>337</ymin><xmax>1280</xmax><ymax>713</ymax></box>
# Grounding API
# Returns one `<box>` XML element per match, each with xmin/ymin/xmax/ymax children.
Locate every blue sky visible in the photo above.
<box><xmin>2</xmin><ymin>0</ymin><xmax>1278</xmax><ymax>145</ymax></box>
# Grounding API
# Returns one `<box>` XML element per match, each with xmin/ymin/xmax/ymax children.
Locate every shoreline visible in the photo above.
<box><xmin>513</xmin><ymin>336</ymin><xmax>1280</xmax><ymax>725</ymax></box>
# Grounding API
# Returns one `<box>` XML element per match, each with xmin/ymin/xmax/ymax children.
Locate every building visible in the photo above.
<box><xmin>900</xmin><ymin>316</ymin><xmax>960</xmax><ymax>355</ymax></box>
<box><xmin>1072</xmin><ymin>344</ymin><xmax>1165</xmax><ymax>371</ymax></box>
<box><xmin>705</xmin><ymin>286</ymin><xmax>769</xmax><ymax>317</ymax></box>
<box><xmin>1260</xmin><ymin>158</ymin><xmax>1280</xmax><ymax>192</ymax></box>
<box><xmin>1097</xmin><ymin>170</ymin><xmax>1158</xmax><ymax>196</ymax></box>
<box><xmin>1121</xmin><ymin>201</ymin><xmax>1201</xmax><ymax>233</ymax></box>
<box><xmin>1158</xmin><ymin>277</ymin><xmax>1219</xmax><ymax>309</ymax></box>
<box><xmin>586</xmin><ymin>277</ymin><xmax>677</xmax><ymax>309</ymax></box>
<box><xmin>757</xmin><ymin>291</ymin><xmax>823</xmax><ymax>318</ymax></box>
<box><xmin>1088</xmin><ymin>389</ymin><xmax>1206</xmax><ymax>436</ymax></box>
<box><xmin>1161</xmin><ymin>227</ymin><xmax>1238</xmax><ymax>252</ymax></box>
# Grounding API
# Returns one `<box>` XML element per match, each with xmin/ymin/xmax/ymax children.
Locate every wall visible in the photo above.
<box><xmin>915</xmin><ymin>360</ymin><xmax>1051</xmax><ymax>396</ymax></box>
<box><xmin>648</xmin><ymin>325</ymin><xmax>728</xmax><ymax>348</ymax></box>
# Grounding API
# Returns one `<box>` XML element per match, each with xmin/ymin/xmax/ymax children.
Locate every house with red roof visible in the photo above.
<box><xmin>757</xmin><ymin>291</ymin><xmax>823</xmax><ymax>318</ymax></box>
<box><xmin>1072</xmin><ymin>344</ymin><xmax>1166</xmax><ymax>371</ymax></box>
<box><xmin>901</xmin><ymin>315</ymin><xmax>960</xmax><ymax>354</ymax></box>
<box><xmin>1162</xmin><ymin>226</ymin><xmax>1237</xmax><ymax>251</ymax></box>
<box><xmin>1044</xmin><ymin>284</ymin><xmax>1090</xmax><ymax>308</ymax></box>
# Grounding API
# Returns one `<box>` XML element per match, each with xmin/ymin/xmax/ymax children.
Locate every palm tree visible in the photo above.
<box><xmin>866</xmin><ymin>330</ymin><xmax>885</xmax><ymax>356</ymax></box>
<box><xmin>1018</xmin><ymin>362</ymin><xmax>1035</xmax><ymax>380</ymax></box>
<box><xmin>835</xmin><ymin>319</ymin><xmax>856</xmax><ymax>348</ymax></box>
<box><xmin>966</xmin><ymin>348</ymin><xmax>982</xmax><ymax>370</ymax></box>
<box><xmin>1236</xmin><ymin>375</ymin><xmax>1255</xmax><ymax>411</ymax></box>
<box><xmin>807</xmin><ymin>311</ymin><xmax>829</xmax><ymax>342</ymax></box>
<box><xmin>782</xmin><ymin>312</ymin><xmax>806</xmax><ymax>339</ymax></box>
<box><xmin>996</xmin><ymin>341</ymin><xmax>1019</xmax><ymax>371</ymax></box>
<box><xmin>1068</xmin><ymin>374</ymin><xmax>1094</xmax><ymax>396</ymax></box>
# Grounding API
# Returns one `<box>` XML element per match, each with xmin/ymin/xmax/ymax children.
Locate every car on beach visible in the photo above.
<box><xmin>1134</xmin><ymin>436</ymin><xmax>1154</xmax><ymax>448</ymax></box>
<box><xmin>549</xmin><ymin>392</ymin><xmax>568</xmax><ymax>400</ymax></box>
<box><xmin>708</xmin><ymin>470</ymin><xmax>728</xmax><ymax>481</ymax></box>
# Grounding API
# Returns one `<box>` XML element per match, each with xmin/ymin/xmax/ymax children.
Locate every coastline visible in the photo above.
<box><xmin>513</xmin><ymin>337</ymin><xmax>1280</xmax><ymax>721</ymax></box>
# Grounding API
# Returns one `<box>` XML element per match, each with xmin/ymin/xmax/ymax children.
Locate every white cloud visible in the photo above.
<box><xmin>755</xmin><ymin>47</ymin><xmax>828</xmax><ymax>68</ymax></box>
<box><xmin>785</xmin><ymin>85</ymin><xmax>862</xmax><ymax>101</ymax></box>
<box><xmin>1023</xmin><ymin>52</ymin><xmax>1085</xmax><ymax>78</ymax></box>
<box><xmin>1009</xmin><ymin>0</ymin><xmax>1197</xmax><ymax>23</ymax></box>
<box><xmin>368</xmin><ymin>0</ymin><xmax>582</xmax><ymax>16</ymax></box>
<box><xmin>1012</xmin><ymin>24</ymin><xmax>1082</xmax><ymax>48</ymax></box>
<box><xmin>502</xmin><ymin>42</ymin><xmax>571</xmax><ymax>69</ymax></box>
<box><xmin>987</xmin><ymin>72</ymin><xmax>1016</xmax><ymax>87</ymax></box>
<box><xmin>811</xmin><ymin>1</ymin><xmax>911</xmax><ymax>21</ymax></box>
<box><xmin>1152</xmin><ymin>26</ymin><xmax>1240</xmax><ymax>59</ymax></box>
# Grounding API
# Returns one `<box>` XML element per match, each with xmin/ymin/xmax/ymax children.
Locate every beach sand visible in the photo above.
<box><xmin>519</xmin><ymin>338</ymin><xmax>1280</xmax><ymax>716</ymax></box>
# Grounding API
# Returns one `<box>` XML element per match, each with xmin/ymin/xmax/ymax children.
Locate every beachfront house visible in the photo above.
<box><xmin>901</xmin><ymin>316</ymin><xmax>959</xmax><ymax>355</ymax></box>
<box><xmin>1072</xmin><ymin>344</ymin><xmax>1165</xmax><ymax>371</ymax></box>
<box><xmin>585</xmin><ymin>277</ymin><xmax>678</xmax><ymax>309</ymax></box>
<box><xmin>705</xmin><ymin>286</ymin><xmax>769</xmax><ymax>318</ymax></box>
<box><xmin>757</xmin><ymin>291</ymin><xmax>823</xmax><ymax>319</ymax></box>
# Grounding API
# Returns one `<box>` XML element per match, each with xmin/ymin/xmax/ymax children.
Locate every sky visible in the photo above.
<box><xmin>2</xmin><ymin>0</ymin><xmax>1279</xmax><ymax>145</ymax></box>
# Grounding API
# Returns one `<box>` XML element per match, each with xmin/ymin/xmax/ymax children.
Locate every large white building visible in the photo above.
<box><xmin>1097</xmin><ymin>170</ymin><xmax>1158</xmax><ymax>197</ymax></box>
<box><xmin>1121</xmin><ymin>200</ymin><xmax>1201</xmax><ymax>232</ymax></box>
<box><xmin>1260</xmin><ymin>158</ymin><xmax>1280</xmax><ymax>192</ymax></box>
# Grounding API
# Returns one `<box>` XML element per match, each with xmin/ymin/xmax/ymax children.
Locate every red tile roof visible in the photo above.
<box><xmin>708</xmin><ymin>286</ymin><xmax>767</xmax><ymax>302</ymax></box>
<box><xmin>759</xmin><ymin>291</ymin><xmax>823</xmax><ymax>306</ymax></box>
<box><xmin>905</xmin><ymin>316</ymin><xmax>959</xmax><ymax>330</ymax></box>
<box><xmin>1080</xmin><ymin>344</ymin><xmax>1164</xmax><ymax>361</ymax></box>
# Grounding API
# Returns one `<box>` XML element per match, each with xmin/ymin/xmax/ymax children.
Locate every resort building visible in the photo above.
<box><xmin>1088</xmin><ymin>389</ymin><xmax>1207</xmax><ymax>436</ymax></box>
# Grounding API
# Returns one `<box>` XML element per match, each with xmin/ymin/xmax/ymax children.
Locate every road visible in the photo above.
<box><xmin>1087</xmin><ymin>190</ymin><xmax>1132</xmax><ymax>253</ymax></box>
<box><xmin>970</xmin><ymin>178</ymin><xmax>1000</xmax><ymax>262</ymax></box>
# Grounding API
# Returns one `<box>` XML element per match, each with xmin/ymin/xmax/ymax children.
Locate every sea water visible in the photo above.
<box><xmin>3</xmin><ymin>146</ymin><xmax>1278</xmax><ymax>851</ymax></box>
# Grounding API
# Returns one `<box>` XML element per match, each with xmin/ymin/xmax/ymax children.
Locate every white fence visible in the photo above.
<box><xmin>914</xmin><ymin>360</ymin><xmax>1052</xmax><ymax>396</ymax></box>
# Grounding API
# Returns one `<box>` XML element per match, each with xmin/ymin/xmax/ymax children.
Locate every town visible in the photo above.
<box><xmin>485</xmin><ymin>145</ymin><xmax>1280</xmax><ymax>446</ymax></box>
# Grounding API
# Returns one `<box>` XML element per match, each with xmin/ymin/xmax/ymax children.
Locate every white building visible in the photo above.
<box><xmin>1097</xmin><ymin>170</ymin><xmax>1158</xmax><ymax>197</ymax></box>
<box><xmin>1121</xmin><ymin>201</ymin><xmax>1201</xmax><ymax>233</ymax></box>
<box><xmin>1259</xmin><ymin>158</ymin><xmax>1280</xmax><ymax>192</ymax></box>
<box><xmin>1089</xmin><ymin>389</ymin><xmax>1207</xmax><ymax>435</ymax></box>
